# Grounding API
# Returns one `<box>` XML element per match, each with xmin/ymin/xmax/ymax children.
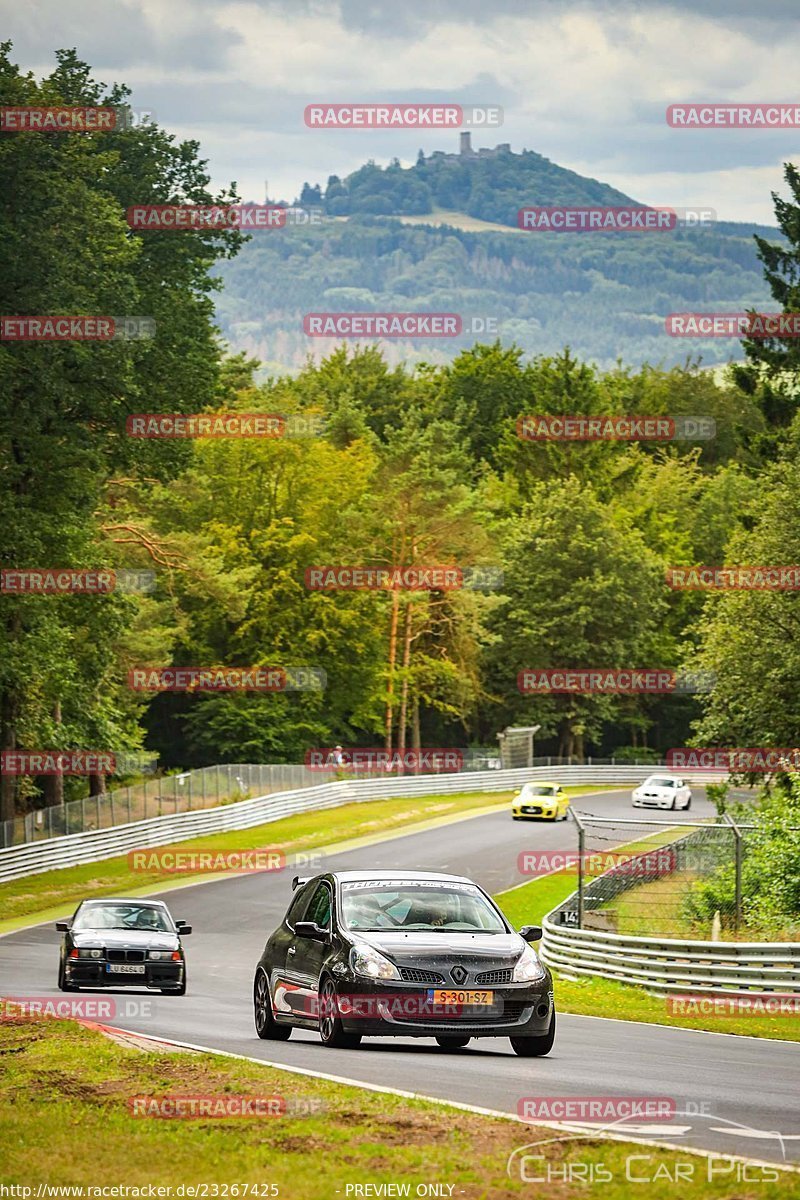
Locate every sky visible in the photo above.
<box><xmin>3</xmin><ymin>0</ymin><xmax>800</xmax><ymax>223</ymax></box>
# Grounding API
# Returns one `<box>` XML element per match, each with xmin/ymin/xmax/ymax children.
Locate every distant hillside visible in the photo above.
<box><xmin>302</xmin><ymin>135</ymin><xmax>637</xmax><ymax>225</ymax></box>
<box><xmin>215</xmin><ymin>138</ymin><xmax>777</xmax><ymax>374</ymax></box>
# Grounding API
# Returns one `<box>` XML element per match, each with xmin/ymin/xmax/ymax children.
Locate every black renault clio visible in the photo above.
<box><xmin>253</xmin><ymin>869</ymin><xmax>555</xmax><ymax>1055</ymax></box>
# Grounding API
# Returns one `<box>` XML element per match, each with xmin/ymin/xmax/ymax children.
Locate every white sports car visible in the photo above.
<box><xmin>632</xmin><ymin>775</ymin><xmax>692</xmax><ymax>810</ymax></box>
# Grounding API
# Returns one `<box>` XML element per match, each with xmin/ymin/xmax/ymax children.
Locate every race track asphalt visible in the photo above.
<box><xmin>3</xmin><ymin>787</ymin><xmax>799</xmax><ymax>1166</ymax></box>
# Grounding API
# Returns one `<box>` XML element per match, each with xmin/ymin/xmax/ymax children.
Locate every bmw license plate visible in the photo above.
<box><xmin>427</xmin><ymin>989</ymin><xmax>493</xmax><ymax>1005</ymax></box>
<box><xmin>106</xmin><ymin>963</ymin><xmax>145</xmax><ymax>974</ymax></box>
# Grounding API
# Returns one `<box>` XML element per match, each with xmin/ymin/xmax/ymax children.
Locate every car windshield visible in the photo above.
<box><xmin>72</xmin><ymin>904</ymin><xmax>172</xmax><ymax>932</ymax></box>
<box><xmin>646</xmin><ymin>777</ymin><xmax>676</xmax><ymax>788</ymax></box>
<box><xmin>523</xmin><ymin>786</ymin><xmax>556</xmax><ymax>796</ymax></box>
<box><xmin>340</xmin><ymin>880</ymin><xmax>507</xmax><ymax>933</ymax></box>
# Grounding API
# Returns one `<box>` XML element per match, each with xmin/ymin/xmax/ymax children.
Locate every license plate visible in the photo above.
<box><xmin>427</xmin><ymin>989</ymin><xmax>493</xmax><ymax>1005</ymax></box>
<box><xmin>106</xmin><ymin>963</ymin><xmax>145</xmax><ymax>974</ymax></box>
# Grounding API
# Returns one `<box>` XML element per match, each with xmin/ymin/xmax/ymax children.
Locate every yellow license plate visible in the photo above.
<box><xmin>429</xmin><ymin>989</ymin><xmax>493</xmax><ymax>1005</ymax></box>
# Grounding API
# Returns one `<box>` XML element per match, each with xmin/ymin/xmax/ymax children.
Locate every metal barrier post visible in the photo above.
<box><xmin>723</xmin><ymin>812</ymin><xmax>743</xmax><ymax>931</ymax></box>
<box><xmin>568</xmin><ymin>808</ymin><xmax>586</xmax><ymax>928</ymax></box>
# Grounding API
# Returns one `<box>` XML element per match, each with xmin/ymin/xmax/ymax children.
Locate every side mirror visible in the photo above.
<box><xmin>295</xmin><ymin>920</ymin><xmax>329</xmax><ymax>942</ymax></box>
<box><xmin>176</xmin><ymin>922</ymin><xmax>192</xmax><ymax>935</ymax></box>
<box><xmin>519</xmin><ymin>924</ymin><xmax>543</xmax><ymax>942</ymax></box>
<box><xmin>55</xmin><ymin>920</ymin><xmax>70</xmax><ymax>933</ymax></box>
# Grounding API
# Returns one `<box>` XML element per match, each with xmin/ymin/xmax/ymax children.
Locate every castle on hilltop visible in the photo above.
<box><xmin>428</xmin><ymin>132</ymin><xmax>512</xmax><ymax>163</ymax></box>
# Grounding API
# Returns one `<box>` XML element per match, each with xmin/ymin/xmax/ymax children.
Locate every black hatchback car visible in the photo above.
<box><xmin>56</xmin><ymin>898</ymin><xmax>191</xmax><ymax>993</ymax></box>
<box><xmin>253</xmin><ymin>869</ymin><xmax>555</xmax><ymax>1055</ymax></box>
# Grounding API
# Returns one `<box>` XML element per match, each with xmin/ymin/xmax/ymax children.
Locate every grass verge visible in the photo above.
<box><xmin>495</xmin><ymin>872</ymin><xmax>800</xmax><ymax>1042</ymax></box>
<box><xmin>1</xmin><ymin>1016</ymin><xmax>796</xmax><ymax>1196</ymax></box>
<box><xmin>0</xmin><ymin>786</ymin><xmax>606</xmax><ymax>930</ymax></box>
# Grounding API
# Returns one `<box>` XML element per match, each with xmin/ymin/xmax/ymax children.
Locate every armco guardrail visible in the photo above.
<box><xmin>0</xmin><ymin>763</ymin><xmax>711</xmax><ymax>884</ymax></box>
<box><xmin>540</xmin><ymin>842</ymin><xmax>800</xmax><ymax>995</ymax></box>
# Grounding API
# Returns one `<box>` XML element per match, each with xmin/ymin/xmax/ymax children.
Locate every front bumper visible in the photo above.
<box><xmin>333</xmin><ymin>978</ymin><xmax>554</xmax><ymax>1038</ymax></box>
<box><xmin>512</xmin><ymin>805</ymin><xmax>558</xmax><ymax>819</ymax></box>
<box><xmin>65</xmin><ymin>960</ymin><xmax>184</xmax><ymax>989</ymax></box>
<box><xmin>632</xmin><ymin>796</ymin><xmax>673</xmax><ymax>808</ymax></box>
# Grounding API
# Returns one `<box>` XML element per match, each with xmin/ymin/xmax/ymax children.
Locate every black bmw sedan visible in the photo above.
<box><xmin>56</xmin><ymin>898</ymin><xmax>191</xmax><ymax>993</ymax></box>
<box><xmin>253</xmin><ymin>869</ymin><xmax>555</xmax><ymax>1055</ymax></box>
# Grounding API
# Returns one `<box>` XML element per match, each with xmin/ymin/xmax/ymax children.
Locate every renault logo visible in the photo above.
<box><xmin>451</xmin><ymin>965</ymin><xmax>468</xmax><ymax>985</ymax></box>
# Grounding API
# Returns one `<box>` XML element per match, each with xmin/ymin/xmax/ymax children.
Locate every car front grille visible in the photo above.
<box><xmin>522</xmin><ymin>805</ymin><xmax>543</xmax><ymax>814</ymax></box>
<box><xmin>399</xmin><ymin>1001</ymin><xmax>531</xmax><ymax>1027</ymax></box>
<box><xmin>106</xmin><ymin>949</ymin><xmax>147</xmax><ymax>963</ymax></box>
<box><xmin>474</xmin><ymin>968</ymin><xmax>514</xmax><ymax>985</ymax></box>
<box><xmin>399</xmin><ymin>966</ymin><xmax>445</xmax><ymax>984</ymax></box>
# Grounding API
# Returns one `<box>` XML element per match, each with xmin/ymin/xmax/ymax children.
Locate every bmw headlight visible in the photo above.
<box><xmin>350</xmin><ymin>943</ymin><xmax>400</xmax><ymax>981</ymax></box>
<box><xmin>148</xmin><ymin>950</ymin><xmax>179</xmax><ymax>961</ymax></box>
<box><xmin>77</xmin><ymin>948</ymin><xmax>103</xmax><ymax>959</ymax></box>
<box><xmin>513</xmin><ymin>945</ymin><xmax>546</xmax><ymax>983</ymax></box>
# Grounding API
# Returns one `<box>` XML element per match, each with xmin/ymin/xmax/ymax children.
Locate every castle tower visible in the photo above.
<box><xmin>459</xmin><ymin>131</ymin><xmax>472</xmax><ymax>156</ymax></box>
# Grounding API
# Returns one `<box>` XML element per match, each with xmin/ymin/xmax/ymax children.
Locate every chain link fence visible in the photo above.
<box><xmin>551</xmin><ymin>808</ymin><xmax>799</xmax><ymax>940</ymax></box>
<box><xmin>0</xmin><ymin>754</ymin><xmax>667</xmax><ymax>849</ymax></box>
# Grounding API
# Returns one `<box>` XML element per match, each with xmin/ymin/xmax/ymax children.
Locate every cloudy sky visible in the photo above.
<box><xmin>4</xmin><ymin>0</ymin><xmax>799</xmax><ymax>222</ymax></box>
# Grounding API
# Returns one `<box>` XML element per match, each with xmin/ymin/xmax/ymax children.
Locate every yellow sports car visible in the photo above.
<box><xmin>511</xmin><ymin>782</ymin><xmax>570</xmax><ymax>821</ymax></box>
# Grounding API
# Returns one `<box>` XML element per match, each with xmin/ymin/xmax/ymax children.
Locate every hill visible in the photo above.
<box><xmin>214</xmin><ymin>138</ymin><xmax>777</xmax><ymax>373</ymax></box>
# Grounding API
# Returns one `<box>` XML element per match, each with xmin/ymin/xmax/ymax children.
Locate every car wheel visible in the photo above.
<box><xmin>254</xmin><ymin>969</ymin><xmax>291</xmax><ymax>1040</ymax></box>
<box><xmin>684</xmin><ymin>796</ymin><xmax>692</xmax><ymax>810</ymax></box>
<box><xmin>670</xmin><ymin>796</ymin><xmax>677</xmax><ymax>810</ymax></box>
<box><xmin>318</xmin><ymin>977</ymin><xmax>362</xmax><ymax>1049</ymax></box>
<box><xmin>510</xmin><ymin>1011</ymin><xmax>555</xmax><ymax>1057</ymax></box>
<box><xmin>435</xmin><ymin>1035</ymin><xmax>471</xmax><ymax>1050</ymax></box>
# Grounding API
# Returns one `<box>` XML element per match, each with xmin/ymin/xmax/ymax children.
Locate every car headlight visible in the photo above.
<box><xmin>148</xmin><ymin>950</ymin><xmax>179</xmax><ymax>961</ymax></box>
<box><xmin>77</xmin><ymin>948</ymin><xmax>103</xmax><ymax>959</ymax></box>
<box><xmin>513</xmin><ymin>945</ymin><xmax>546</xmax><ymax>983</ymax></box>
<box><xmin>350</xmin><ymin>943</ymin><xmax>400</xmax><ymax>981</ymax></box>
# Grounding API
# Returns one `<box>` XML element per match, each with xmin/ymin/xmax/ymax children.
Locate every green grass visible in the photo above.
<box><xmin>495</xmin><ymin>871</ymin><xmax>800</xmax><ymax>1042</ymax></box>
<box><xmin>2</xmin><ymin>1016</ymin><xmax>797</xmax><ymax>1196</ymax></box>
<box><xmin>0</xmin><ymin>785</ymin><xmax>607</xmax><ymax>931</ymax></box>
